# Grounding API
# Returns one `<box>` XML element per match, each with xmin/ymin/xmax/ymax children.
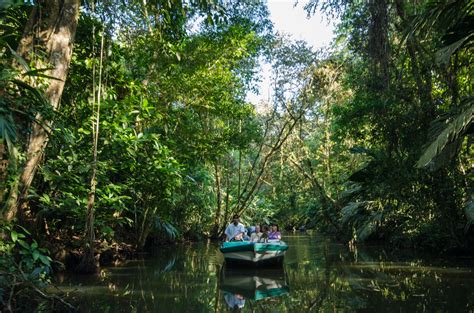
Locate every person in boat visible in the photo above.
<box><xmin>224</xmin><ymin>292</ymin><xmax>245</xmax><ymax>310</ymax></box>
<box><xmin>247</xmin><ymin>225</ymin><xmax>255</xmax><ymax>236</ymax></box>
<box><xmin>250</xmin><ymin>225</ymin><xmax>263</xmax><ymax>242</ymax></box>
<box><xmin>268</xmin><ymin>223</ymin><xmax>281</xmax><ymax>240</ymax></box>
<box><xmin>225</xmin><ymin>215</ymin><xmax>246</xmax><ymax>241</ymax></box>
<box><xmin>259</xmin><ymin>225</ymin><xmax>269</xmax><ymax>243</ymax></box>
<box><xmin>243</xmin><ymin>227</ymin><xmax>251</xmax><ymax>241</ymax></box>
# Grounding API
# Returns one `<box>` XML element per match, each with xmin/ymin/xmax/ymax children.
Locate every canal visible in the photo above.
<box><xmin>56</xmin><ymin>234</ymin><xmax>474</xmax><ymax>312</ymax></box>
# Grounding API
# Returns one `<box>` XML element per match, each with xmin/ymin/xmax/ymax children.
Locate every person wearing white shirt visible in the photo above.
<box><xmin>225</xmin><ymin>215</ymin><xmax>246</xmax><ymax>241</ymax></box>
<box><xmin>224</xmin><ymin>293</ymin><xmax>245</xmax><ymax>309</ymax></box>
<box><xmin>250</xmin><ymin>225</ymin><xmax>263</xmax><ymax>242</ymax></box>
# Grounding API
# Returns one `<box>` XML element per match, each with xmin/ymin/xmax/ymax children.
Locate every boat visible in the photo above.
<box><xmin>219</xmin><ymin>240</ymin><xmax>288</xmax><ymax>266</ymax></box>
<box><xmin>220</xmin><ymin>267</ymin><xmax>289</xmax><ymax>308</ymax></box>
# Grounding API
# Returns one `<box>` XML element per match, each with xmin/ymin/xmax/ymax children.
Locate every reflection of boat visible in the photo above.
<box><xmin>220</xmin><ymin>267</ymin><xmax>289</xmax><ymax>303</ymax></box>
<box><xmin>220</xmin><ymin>240</ymin><xmax>289</xmax><ymax>266</ymax></box>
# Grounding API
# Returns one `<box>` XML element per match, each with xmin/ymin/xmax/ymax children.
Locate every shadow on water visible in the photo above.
<box><xmin>55</xmin><ymin>234</ymin><xmax>474</xmax><ymax>312</ymax></box>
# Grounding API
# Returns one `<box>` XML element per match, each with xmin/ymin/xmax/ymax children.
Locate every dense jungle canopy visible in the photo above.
<box><xmin>0</xmin><ymin>0</ymin><xmax>472</xmax><ymax>310</ymax></box>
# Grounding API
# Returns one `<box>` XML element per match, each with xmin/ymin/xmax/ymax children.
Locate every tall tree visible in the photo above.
<box><xmin>5</xmin><ymin>0</ymin><xmax>80</xmax><ymax>221</ymax></box>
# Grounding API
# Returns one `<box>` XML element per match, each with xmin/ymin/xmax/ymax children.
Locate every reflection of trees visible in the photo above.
<box><xmin>279</xmin><ymin>236</ymin><xmax>474</xmax><ymax>312</ymax></box>
<box><xmin>235</xmin><ymin>235</ymin><xmax>474</xmax><ymax>312</ymax></box>
<box><xmin>60</xmin><ymin>235</ymin><xmax>474</xmax><ymax>312</ymax></box>
<box><xmin>64</xmin><ymin>242</ymin><xmax>224</xmax><ymax>312</ymax></box>
<box><xmin>334</xmin><ymin>246</ymin><xmax>474</xmax><ymax>312</ymax></box>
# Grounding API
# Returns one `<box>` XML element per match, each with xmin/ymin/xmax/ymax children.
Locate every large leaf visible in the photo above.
<box><xmin>357</xmin><ymin>220</ymin><xmax>376</xmax><ymax>241</ymax></box>
<box><xmin>357</xmin><ymin>212</ymin><xmax>382</xmax><ymax>241</ymax></box>
<box><xmin>155</xmin><ymin>217</ymin><xmax>179</xmax><ymax>239</ymax></box>
<box><xmin>465</xmin><ymin>193</ymin><xmax>474</xmax><ymax>223</ymax></box>
<box><xmin>436</xmin><ymin>33</ymin><xmax>474</xmax><ymax>65</ymax></box>
<box><xmin>341</xmin><ymin>201</ymin><xmax>365</xmax><ymax>224</ymax></box>
<box><xmin>340</xmin><ymin>183</ymin><xmax>363</xmax><ymax>200</ymax></box>
<box><xmin>0</xmin><ymin>112</ymin><xmax>17</xmax><ymax>145</ymax></box>
<box><xmin>416</xmin><ymin>98</ymin><xmax>474</xmax><ymax>169</ymax></box>
<box><xmin>0</xmin><ymin>0</ymin><xmax>27</xmax><ymax>9</ymax></box>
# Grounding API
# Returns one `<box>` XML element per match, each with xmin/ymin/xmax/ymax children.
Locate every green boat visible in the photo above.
<box><xmin>219</xmin><ymin>240</ymin><xmax>289</xmax><ymax>266</ymax></box>
<box><xmin>220</xmin><ymin>267</ymin><xmax>289</xmax><ymax>307</ymax></box>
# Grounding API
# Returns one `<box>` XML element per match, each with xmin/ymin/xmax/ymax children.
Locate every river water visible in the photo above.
<box><xmin>56</xmin><ymin>234</ymin><xmax>474</xmax><ymax>312</ymax></box>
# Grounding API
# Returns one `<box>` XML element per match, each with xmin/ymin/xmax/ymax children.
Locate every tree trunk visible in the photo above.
<box><xmin>368</xmin><ymin>0</ymin><xmax>390</xmax><ymax>90</ymax></box>
<box><xmin>4</xmin><ymin>0</ymin><xmax>81</xmax><ymax>221</ymax></box>
<box><xmin>211</xmin><ymin>161</ymin><xmax>222</xmax><ymax>238</ymax></box>
<box><xmin>76</xmin><ymin>31</ymin><xmax>104</xmax><ymax>274</ymax></box>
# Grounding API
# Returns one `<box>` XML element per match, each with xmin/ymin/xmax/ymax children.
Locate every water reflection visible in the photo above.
<box><xmin>220</xmin><ymin>267</ymin><xmax>289</xmax><ymax>310</ymax></box>
<box><xmin>55</xmin><ymin>235</ymin><xmax>474</xmax><ymax>312</ymax></box>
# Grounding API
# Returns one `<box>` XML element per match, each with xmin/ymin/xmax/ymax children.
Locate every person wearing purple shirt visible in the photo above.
<box><xmin>268</xmin><ymin>224</ymin><xmax>281</xmax><ymax>240</ymax></box>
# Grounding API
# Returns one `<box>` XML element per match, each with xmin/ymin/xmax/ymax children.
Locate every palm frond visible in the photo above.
<box><xmin>154</xmin><ymin>217</ymin><xmax>179</xmax><ymax>240</ymax></box>
<box><xmin>404</xmin><ymin>0</ymin><xmax>473</xmax><ymax>64</ymax></box>
<box><xmin>416</xmin><ymin>98</ymin><xmax>474</xmax><ymax>169</ymax></box>
<box><xmin>357</xmin><ymin>218</ymin><xmax>376</xmax><ymax>241</ymax></box>
<box><xmin>0</xmin><ymin>0</ymin><xmax>29</xmax><ymax>9</ymax></box>
<box><xmin>465</xmin><ymin>193</ymin><xmax>474</xmax><ymax>222</ymax></box>
<box><xmin>0</xmin><ymin>110</ymin><xmax>17</xmax><ymax>151</ymax></box>
<box><xmin>341</xmin><ymin>201</ymin><xmax>365</xmax><ymax>224</ymax></box>
<box><xmin>340</xmin><ymin>183</ymin><xmax>363</xmax><ymax>200</ymax></box>
<box><xmin>436</xmin><ymin>33</ymin><xmax>474</xmax><ymax>65</ymax></box>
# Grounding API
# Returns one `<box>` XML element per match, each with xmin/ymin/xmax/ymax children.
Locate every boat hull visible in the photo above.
<box><xmin>220</xmin><ymin>241</ymin><xmax>288</xmax><ymax>267</ymax></box>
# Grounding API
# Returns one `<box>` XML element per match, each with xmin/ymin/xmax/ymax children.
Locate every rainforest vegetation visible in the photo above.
<box><xmin>0</xmin><ymin>0</ymin><xmax>472</xmax><ymax>311</ymax></box>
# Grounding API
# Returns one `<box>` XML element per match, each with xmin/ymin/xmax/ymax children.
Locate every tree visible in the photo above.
<box><xmin>4</xmin><ymin>0</ymin><xmax>81</xmax><ymax>221</ymax></box>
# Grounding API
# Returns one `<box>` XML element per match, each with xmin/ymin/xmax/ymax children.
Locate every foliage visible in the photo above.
<box><xmin>0</xmin><ymin>0</ymin><xmax>472</xmax><ymax>302</ymax></box>
<box><xmin>287</xmin><ymin>0</ymin><xmax>473</xmax><ymax>250</ymax></box>
<box><xmin>0</xmin><ymin>223</ymin><xmax>56</xmax><ymax>311</ymax></box>
<box><xmin>0</xmin><ymin>0</ymin><xmax>274</xmax><ymax>250</ymax></box>
<box><xmin>416</xmin><ymin>97</ymin><xmax>474</xmax><ymax>170</ymax></box>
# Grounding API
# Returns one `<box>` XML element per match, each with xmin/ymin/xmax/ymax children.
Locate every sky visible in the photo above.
<box><xmin>246</xmin><ymin>0</ymin><xmax>336</xmax><ymax>105</ymax></box>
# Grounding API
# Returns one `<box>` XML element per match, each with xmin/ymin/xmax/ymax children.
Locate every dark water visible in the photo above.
<box><xmin>56</xmin><ymin>234</ymin><xmax>474</xmax><ymax>312</ymax></box>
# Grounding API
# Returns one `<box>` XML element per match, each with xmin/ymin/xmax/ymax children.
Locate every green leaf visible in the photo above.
<box><xmin>465</xmin><ymin>194</ymin><xmax>474</xmax><ymax>223</ymax></box>
<box><xmin>416</xmin><ymin>99</ymin><xmax>474</xmax><ymax>169</ymax></box>
<box><xmin>8</xmin><ymin>45</ymin><xmax>30</xmax><ymax>71</ymax></box>
<box><xmin>22</xmin><ymin>67</ymin><xmax>63</xmax><ymax>81</ymax></box>
<box><xmin>0</xmin><ymin>0</ymin><xmax>26</xmax><ymax>9</ymax></box>
<box><xmin>39</xmin><ymin>255</ymin><xmax>51</xmax><ymax>266</ymax></box>
<box><xmin>11</xmin><ymin>231</ymin><xmax>18</xmax><ymax>242</ymax></box>
<box><xmin>357</xmin><ymin>220</ymin><xmax>376</xmax><ymax>241</ymax></box>
<box><xmin>17</xmin><ymin>239</ymin><xmax>30</xmax><ymax>250</ymax></box>
<box><xmin>436</xmin><ymin>34</ymin><xmax>473</xmax><ymax>65</ymax></box>
<box><xmin>341</xmin><ymin>202</ymin><xmax>364</xmax><ymax>224</ymax></box>
<box><xmin>32</xmin><ymin>250</ymin><xmax>40</xmax><ymax>261</ymax></box>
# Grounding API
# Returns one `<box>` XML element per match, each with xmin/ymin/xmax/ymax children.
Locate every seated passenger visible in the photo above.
<box><xmin>225</xmin><ymin>215</ymin><xmax>246</xmax><ymax>241</ymax></box>
<box><xmin>224</xmin><ymin>292</ymin><xmax>245</xmax><ymax>309</ymax></box>
<box><xmin>268</xmin><ymin>224</ymin><xmax>281</xmax><ymax>240</ymax></box>
<box><xmin>250</xmin><ymin>225</ymin><xmax>263</xmax><ymax>242</ymax></box>
<box><xmin>243</xmin><ymin>228</ymin><xmax>250</xmax><ymax>241</ymax></box>
<box><xmin>259</xmin><ymin>225</ymin><xmax>269</xmax><ymax>243</ymax></box>
<box><xmin>247</xmin><ymin>225</ymin><xmax>255</xmax><ymax>235</ymax></box>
